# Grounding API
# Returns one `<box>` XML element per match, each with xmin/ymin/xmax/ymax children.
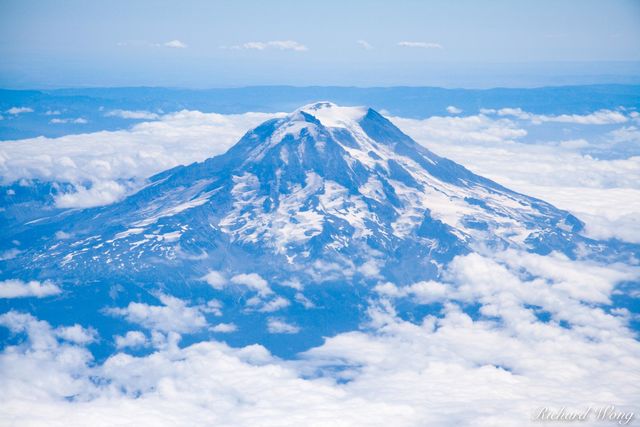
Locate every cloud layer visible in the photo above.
<box><xmin>0</xmin><ymin>249</ymin><xmax>638</xmax><ymax>426</ymax></box>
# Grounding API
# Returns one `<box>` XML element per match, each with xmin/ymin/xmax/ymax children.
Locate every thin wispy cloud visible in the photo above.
<box><xmin>164</xmin><ymin>39</ymin><xmax>187</xmax><ymax>49</ymax></box>
<box><xmin>356</xmin><ymin>40</ymin><xmax>373</xmax><ymax>50</ymax></box>
<box><xmin>397</xmin><ymin>41</ymin><xmax>443</xmax><ymax>49</ymax></box>
<box><xmin>224</xmin><ymin>40</ymin><xmax>308</xmax><ymax>51</ymax></box>
<box><xmin>6</xmin><ymin>107</ymin><xmax>34</xmax><ymax>115</ymax></box>
<box><xmin>117</xmin><ymin>40</ymin><xmax>188</xmax><ymax>49</ymax></box>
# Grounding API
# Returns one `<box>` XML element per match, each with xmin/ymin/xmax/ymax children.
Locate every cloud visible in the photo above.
<box><xmin>55</xmin><ymin>324</ymin><xmax>97</xmax><ymax>345</ymax></box>
<box><xmin>608</xmin><ymin>125</ymin><xmax>640</xmax><ymax>145</ymax></box>
<box><xmin>163</xmin><ymin>39</ymin><xmax>187</xmax><ymax>49</ymax></box>
<box><xmin>397</xmin><ymin>41</ymin><xmax>443</xmax><ymax>49</ymax></box>
<box><xmin>210</xmin><ymin>323</ymin><xmax>237</xmax><ymax>333</ymax></box>
<box><xmin>0</xmin><ymin>279</ymin><xmax>62</xmax><ymax>298</ymax></box>
<box><xmin>54</xmin><ymin>180</ymin><xmax>132</xmax><ymax>208</ymax></box>
<box><xmin>374</xmin><ymin>280</ymin><xmax>448</xmax><ymax>304</ymax></box>
<box><xmin>0</xmin><ymin>248</ymin><xmax>21</xmax><ymax>261</ymax></box>
<box><xmin>115</xmin><ymin>331</ymin><xmax>149</xmax><ymax>349</ymax></box>
<box><xmin>49</xmin><ymin>117</ymin><xmax>88</xmax><ymax>124</ymax></box>
<box><xmin>356</xmin><ymin>40</ymin><xmax>373</xmax><ymax>50</ymax></box>
<box><xmin>106</xmin><ymin>294</ymin><xmax>207</xmax><ymax>334</ymax></box>
<box><xmin>230</xmin><ymin>273</ymin><xmax>272</xmax><ymax>296</ymax></box>
<box><xmin>266</xmin><ymin>317</ymin><xmax>300</xmax><ymax>334</ymax></box>
<box><xmin>446</xmin><ymin>105</ymin><xmax>462</xmax><ymax>114</ymax></box>
<box><xmin>257</xmin><ymin>296</ymin><xmax>290</xmax><ymax>313</ymax></box>
<box><xmin>6</xmin><ymin>107</ymin><xmax>34</xmax><ymax>115</ymax></box>
<box><xmin>105</xmin><ymin>109</ymin><xmax>160</xmax><ymax>120</ymax></box>
<box><xmin>203</xmin><ymin>270</ymin><xmax>227</xmax><ymax>290</ymax></box>
<box><xmin>117</xmin><ymin>39</ymin><xmax>188</xmax><ymax>49</ymax></box>
<box><xmin>494</xmin><ymin>107</ymin><xmax>628</xmax><ymax>125</ymax></box>
<box><xmin>0</xmin><ymin>248</ymin><xmax>638</xmax><ymax>426</ymax></box>
<box><xmin>226</xmin><ymin>40</ymin><xmax>308</xmax><ymax>51</ymax></box>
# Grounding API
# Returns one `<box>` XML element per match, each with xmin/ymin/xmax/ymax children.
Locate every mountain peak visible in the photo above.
<box><xmin>295</xmin><ymin>101</ymin><xmax>369</xmax><ymax>129</ymax></box>
<box><xmin>6</xmin><ymin>103</ymin><xmax>587</xmax><ymax>288</ymax></box>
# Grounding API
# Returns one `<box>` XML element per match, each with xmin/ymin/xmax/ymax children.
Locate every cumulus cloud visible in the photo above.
<box><xmin>446</xmin><ymin>105</ymin><xmax>462</xmax><ymax>114</ymax></box>
<box><xmin>163</xmin><ymin>39</ymin><xmax>187</xmax><ymax>48</ymax></box>
<box><xmin>0</xmin><ymin>279</ymin><xmax>61</xmax><ymax>298</ymax></box>
<box><xmin>226</xmin><ymin>40</ymin><xmax>308</xmax><ymax>51</ymax></box>
<box><xmin>105</xmin><ymin>109</ymin><xmax>160</xmax><ymax>120</ymax></box>
<box><xmin>55</xmin><ymin>324</ymin><xmax>97</xmax><ymax>345</ymax></box>
<box><xmin>0</xmin><ymin>249</ymin><xmax>638</xmax><ymax>426</ymax></box>
<box><xmin>106</xmin><ymin>294</ymin><xmax>207</xmax><ymax>334</ymax></box>
<box><xmin>115</xmin><ymin>331</ymin><xmax>149</xmax><ymax>349</ymax></box>
<box><xmin>374</xmin><ymin>280</ymin><xmax>448</xmax><ymax>304</ymax></box>
<box><xmin>54</xmin><ymin>180</ymin><xmax>132</xmax><ymax>208</ymax></box>
<box><xmin>397</xmin><ymin>41</ymin><xmax>443</xmax><ymax>49</ymax></box>
<box><xmin>256</xmin><ymin>296</ymin><xmax>290</xmax><ymax>313</ymax></box>
<box><xmin>203</xmin><ymin>270</ymin><xmax>227</xmax><ymax>290</ymax></box>
<box><xmin>356</xmin><ymin>40</ymin><xmax>373</xmax><ymax>50</ymax></box>
<box><xmin>6</xmin><ymin>107</ymin><xmax>33</xmax><ymax>115</ymax></box>
<box><xmin>210</xmin><ymin>323</ymin><xmax>238</xmax><ymax>333</ymax></box>
<box><xmin>230</xmin><ymin>273</ymin><xmax>272</xmax><ymax>296</ymax></box>
<box><xmin>267</xmin><ymin>317</ymin><xmax>300</xmax><ymax>334</ymax></box>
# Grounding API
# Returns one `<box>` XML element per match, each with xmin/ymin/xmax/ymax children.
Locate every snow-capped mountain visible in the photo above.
<box><xmin>5</xmin><ymin>102</ymin><xmax>590</xmax><ymax>283</ymax></box>
<box><xmin>1</xmin><ymin>102</ymin><xmax>610</xmax><ymax>354</ymax></box>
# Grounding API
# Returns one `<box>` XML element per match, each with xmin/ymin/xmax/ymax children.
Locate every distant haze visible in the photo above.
<box><xmin>1</xmin><ymin>0</ymin><xmax>639</xmax><ymax>88</ymax></box>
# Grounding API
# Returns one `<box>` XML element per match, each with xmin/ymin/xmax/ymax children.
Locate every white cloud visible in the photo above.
<box><xmin>115</xmin><ymin>331</ymin><xmax>149</xmax><ymax>349</ymax></box>
<box><xmin>609</xmin><ymin>125</ymin><xmax>640</xmax><ymax>145</ymax></box>
<box><xmin>230</xmin><ymin>273</ymin><xmax>272</xmax><ymax>296</ymax></box>
<box><xmin>495</xmin><ymin>107</ymin><xmax>628</xmax><ymax>125</ymax></box>
<box><xmin>357</xmin><ymin>259</ymin><xmax>382</xmax><ymax>278</ymax></box>
<box><xmin>446</xmin><ymin>105</ymin><xmax>462</xmax><ymax>114</ymax></box>
<box><xmin>0</xmin><ymin>279</ymin><xmax>61</xmax><ymax>298</ymax></box>
<box><xmin>227</xmin><ymin>40</ymin><xmax>308</xmax><ymax>51</ymax></box>
<box><xmin>397</xmin><ymin>41</ymin><xmax>443</xmax><ymax>49</ymax></box>
<box><xmin>49</xmin><ymin>117</ymin><xmax>88</xmax><ymax>124</ymax></box>
<box><xmin>267</xmin><ymin>317</ymin><xmax>300</xmax><ymax>334</ymax></box>
<box><xmin>117</xmin><ymin>39</ymin><xmax>188</xmax><ymax>49</ymax></box>
<box><xmin>164</xmin><ymin>39</ymin><xmax>187</xmax><ymax>49</ymax></box>
<box><xmin>106</xmin><ymin>294</ymin><xmax>207</xmax><ymax>334</ymax></box>
<box><xmin>210</xmin><ymin>323</ymin><xmax>237</xmax><ymax>333</ymax></box>
<box><xmin>45</xmin><ymin>110</ymin><xmax>61</xmax><ymax>116</ymax></box>
<box><xmin>54</xmin><ymin>180</ymin><xmax>132</xmax><ymax>208</ymax></box>
<box><xmin>55</xmin><ymin>324</ymin><xmax>97</xmax><ymax>345</ymax></box>
<box><xmin>0</xmin><ymin>249</ymin><xmax>638</xmax><ymax>426</ymax></box>
<box><xmin>374</xmin><ymin>280</ymin><xmax>448</xmax><ymax>304</ymax></box>
<box><xmin>203</xmin><ymin>270</ymin><xmax>227</xmax><ymax>290</ymax></box>
<box><xmin>356</xmin><ymin>40</ymin><xmax>373</xmax><ymax>50</ymax></box>
<box><xmin>105</xmin><ymin>109</ymin><xmax>160</xmax><ymax>120</ymax></box>
<box><xmin>258</xmin><ymin>296</ymin><xmax>290</xmax><ymax>313</ymax></box>
<box><xmin>0</xmin><ymin>248</ymin><xmax>21</xmax><ymax>261</ymax></box>
<box><xmin>6</xmin><ymin>107</ymin><xmax>33</xmax><ymax>115</ymax></box>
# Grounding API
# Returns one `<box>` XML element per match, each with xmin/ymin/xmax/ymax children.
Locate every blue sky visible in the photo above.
<box><xmin>1</xmin><ymin>0</ymin><xmax>639</xmax><ymax>88</ymax></box>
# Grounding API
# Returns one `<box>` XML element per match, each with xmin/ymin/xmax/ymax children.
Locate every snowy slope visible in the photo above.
<box><xmin>3</xmin><ymin>102</ymin><xmax>588</xmax><ymax>285</ymax></box>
